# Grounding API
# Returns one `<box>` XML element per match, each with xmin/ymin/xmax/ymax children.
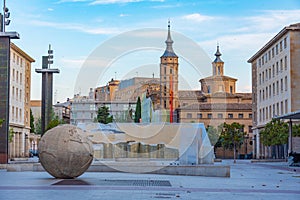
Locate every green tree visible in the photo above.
<box><xmin>30</xmin><ymin>109</ymin><xmax>35</xmax><ymax>133</ymax></box>
<box><xmin>293</xmin><ymin>124</ymin><xmax>300</xmax><ymax>137</ymax></box>
<box><xmin>0</xmin><ymin>119</ymin><xmax>4</xmax><ymax>127</ymax></box>
<box><xmin>35</xmin><ymin>117</ymin><xmax>42</xmax><ymax>135</ymax></box>
<box><xmin>260</xmin><ymin>119</ymin><xmax>288</xmax><ymax>158</ymax></box>
<box><xmin>46</xmin><ymin>109</ymin><xmax>65</xmax><ymax>131</ymax></box>
<box><xmin>206</xmin><ymin>126</ymin><xmax>221</xmax><ymax>146</ymax></box>
<box><xmin>260</xmin><ymin>119</ymin><xmax>288</xmax><ymax>146</ymax></box>
<box><xmin>134</xmin><ymin>97</ymin><xmax>141</xmax><ymax>123</ymax></box>
<box><xmin>219</xmin><ymin>122</ymin><xmax>246</xmax><ymax>163</ymax></box>
<box><xmin>97</xmin><ymin>106</ymin><xmax>113</xmax><ymax>124</ymax></box>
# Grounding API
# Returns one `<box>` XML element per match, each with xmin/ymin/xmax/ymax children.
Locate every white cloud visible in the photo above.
<box><xmin>119</xmin><ymin>13</ymin><xmax>130</xmax><ymax>17</ymax></box>
<box><xmin>182</xmin><ymin>13</ymin><xmax>214</xmax><ymax>22</ymax></box>
<box><xmin>48</xmin><ymin>8</ymin><xmax>54</xmax><ymax>11</ymax></box>
<box><xmin>30</xmin><ymin>20</ymin><xmax>118</xmax><ymax>35</ymax></box>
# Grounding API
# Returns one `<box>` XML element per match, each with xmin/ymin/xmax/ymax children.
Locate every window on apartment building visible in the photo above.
<box><xmin>228</xmin><ymin>113</ymin><xmax>233</xmax><ymax>119</ymax></box>
<box><xmin>280</xmin><ymin>101</ymin><xmax>284</xmax><ymax>115</ymax></box>
<box><xmin>262</xmin><ymin>56</ymin><xmax>264</xmax><ymax>65</ymax></box>
<box><xmin>276</xmin><ymin>62</ymin><xmax>279</xmax><ymax>74</ymax></box>
<box><xmin>238</xmin><ymin>113</ymin><xmax>244</xmax><ymax>118</ymax></box>
<box><xmin>91</xmin><ymin>113</ymin><xmax>93</xmax><ymax>119</ymax></box>
<box><xmin>285</xmin><ymin>76</ymin><xmax>288</xmax><ymax>91</ymax></box>
<box><xmin>262</xmin><ymin>72</ymin><xmax>264</xmax><ymax>82</ymax></box>
<box><xmin>187</xmin><ymin>113</ymin><xmax>192</xmax><ymax>119</ymax></box>
<box><xmin>19</xmin><ymin>108</ymin><xmax>22</xmax><ymax>122</ymax></box>
<box><xmin>276</xmin><ymin>81</ymin><xmax>279</xmax><ymax>95</ymax></box>
<box><xmin>272</xmin><ymin>48</ymin><xmax>274</xmax><ymax>57</ymax></box>
<box><xmin>266</xmin><ymin>107</ymin><xmax>268</xmax><ymax>120</ymax></box>
<box><xmin>272</xmin><ymin>65</ymin><xmax>275</xmax><ymax>77</ymax></box>
<box><xmin>276</xmin><ymin>44</ymin><xmax>278</xmax><ymax>55</ymax></box>
<box><xmin>284</xmin><ymin>37</ymin><xmax>287</xmax><ymax>49</ymax></box>
<box><xmin>259</xmin><ymin>58</ymin><xmax>261</xmax><ymax>67</ymax></box>
<box><xmin>280</xmin><ymin>41</ymin><xmax>282</xmax><ymax>52</ymax></box>
<box><xmin>269</xmin><ymin>85</ymin><xmax>271</xmax><ymax>98</ymax></box>
<box><xmin>265</xmin><ymin>69</ymin><xmax>268</xmax><ymax>80</ymax></box>
<box><xmin>249</xmin><ymin>113</ymin><xmax>252</xmax><ymax>119</ymax></box>
<box><xmin>17</xmin><ymin>56</ymin><xmax>19</xmax><ymax>65</ymax></box>
<box><xmin>13</xmin><ymin>53</ymin><xmax>16</xmax><ymax>62</ymax></box>
<box><xmin>16</xmin><ymin>71</ymin><xmax>19</xmax><ymax>83</ymax></box>
<box><xmin>284</xmin><ymin>56</ymin><xmax>287</xmax><ymax>70</ymax></box>
<box><xmin>16</xmin><ymin>108</ymin><xmax>18</xmax><ymax>121</ymax></box>
<box><xmin>259</xmin><ymin>73</ymin><xmax>261</xmax><ymax>85</ymax></box>
<box><xmin>12</xmin><ymin>69</ymin><xmax>15</xmax><ymax>81</ymax></box>
<box><xmin>259</xmin><ymin>90</ymin><xmax>261</xmax><ymax>102</ymax></box>
<box><xmin>16</xmin><ymin>88</ymin><xmax>18</xmax><ymax>101</ymax></box>
<box><xmin>12</xmin><ymin>106</ymin><xmax>14</xmax><ymax>121</ymax></box>
<box><xmin>273</xmin><ymin>104</ymin><xmax>275</xmax><ymax>117</ymax></box>
<box><xmin>266</xmin><ymin>87</ymin><xmax>268</xmax><ymax>100</ymax></box>
<box><xmin>280</xmin><ymin>59</ymin><xmax>283</xmax><ymax>72</ymax></box>
<box><xmin>280</xmin><ymin>78</ymin><xmax>283</xmax><ymax>92</ymax></box>
<box><xmin>263</xmin><ymin>108</ymin><xmax>265</xmax><ymax>121</ymax></box>
<box><xmin>269</xmin><ymin>105</ymin><xmax>272</xmax><ymax>119</ymax></box>
<box><xmin>273</xmin><ymin>83</ymin><xmax>275</xmax><ymax>96</ymax></box>
<box><xmin>197</xmin><ymin>113</ymin><xmax>202</xmax><ymax>119</ymax></box>
<box><xmin>20</xmin><ymin>58</ymin><xmax>23</xmax><ymax>67</ymax></box>
<box><xmin>207</xmin><ymin>113</ymin><xmax>212</xmax><ymax>119</ymax></box>
<box><xmin>20</xmin><ymin>73</ymin><xmax>22</xmax><ymax>84</ymax></box>
<box><xmin>285</xmin><ymin>99</ymin><xmax>288</xmax><ymax>113</ymax></box>
<box><xmin>19</xmin><ymin>90</ymin><xmax>22</xmax><ymax>101</ymax></box>
<box><xmin>269</xmin><ymin>68</ymin><xmax>271</xmax><ymax>79</ymax></box>
<box><xmin>265</xmin><ymin>53</ymin><xmax>268</xmax><ymax>63</ymax></box>
<box><xmin>218</xmin><ymin>113</ymin><xmax>223</xmax><ymax>119</ymax></box>
<box><xmin>277</xmin><ymin>103</ymin><xmax>279</xmax><ymax>116</ymax></box>
<box><xmin>12</xmin><ymin>86</ymin><xmax>14</xmax><ymax>98</ymax></box>
<box><xmin>263</xmin><ymin>90</ymin><xmax>265</xmax><ymax>101</ymax></box>
<box><xmin>268</xmin><ymin>51</ymin><xmax>271</xmax><ymax>60</ymax></box>
<box><xmin>259</xmin><ymin>109</ymin><xmax>262</xmax><ymax>122</ymax></box>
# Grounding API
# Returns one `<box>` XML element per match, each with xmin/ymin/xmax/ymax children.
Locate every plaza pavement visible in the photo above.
<box><xmin>0</xmin><ymin>160</ymin><xmax>299</xmax><ymax>200</ymax></box>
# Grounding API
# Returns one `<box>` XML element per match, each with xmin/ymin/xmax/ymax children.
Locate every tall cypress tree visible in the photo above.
<box><xmin>134</xmin><ymin>97</ymin><xmax>141</xmax><ymax>123</ymax></box>
<box><xmin>30</xmin><ymin>109</ymin><xmax>35</xmax><ymax>133</ymax></box>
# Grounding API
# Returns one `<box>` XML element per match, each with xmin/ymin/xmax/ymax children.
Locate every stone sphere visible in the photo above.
<box><xmin>38</xmin><ymin>124</ymin><xmax>93</xmax><ymax>179</ymax></box>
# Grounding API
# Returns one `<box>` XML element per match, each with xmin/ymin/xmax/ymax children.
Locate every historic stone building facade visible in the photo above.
<box><xmin>248</xmin><ymin>23</ymin><xmax>300</xmax><ymax>159</ymax></box>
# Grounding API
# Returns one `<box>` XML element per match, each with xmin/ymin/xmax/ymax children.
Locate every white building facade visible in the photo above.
<box><xmin>9</xmin><ymin>43</ymin><xmax>35</xmax><ymax>158</ymax></box>
<box><xmin>248</xmin><ymin>23</ymin><xmax>300</xmax><ymax>159</ymax></box>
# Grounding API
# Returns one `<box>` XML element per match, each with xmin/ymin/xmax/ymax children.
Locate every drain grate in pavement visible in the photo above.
<box><xmin>53</xmin><ymin>179</ymin><xmax>171</xmax><ymax>187</ymax></box>
<box><xmin>96</xmin><ymin>179</ymin><xmax>171</xmax><ymax>187</ymax></box>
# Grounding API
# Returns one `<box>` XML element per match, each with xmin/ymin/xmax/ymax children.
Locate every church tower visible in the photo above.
<box><xmin>160</xmin><ymin>21</ymin><xmax>179</xmax><ymax>120</ymax></box>
<box><xmin>200</xmin><ymin>45</ymin><xmax>237</xmax><ymax>94</ymax></box>
<box><xmin>212</xmin><ymin>45</ymin><xmax>224</xmax><ymax>76</ymax></box>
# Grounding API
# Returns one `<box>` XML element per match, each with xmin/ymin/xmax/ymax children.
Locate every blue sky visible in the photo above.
<box><xmin>7</xmin><ymin>0</ymin><xmax>300</xmax><ymax>103</ymax></box>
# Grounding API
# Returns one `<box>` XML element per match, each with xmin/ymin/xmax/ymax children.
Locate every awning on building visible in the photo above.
<box><xmin>274</xmin><ymin>110</ymin><xmax>300</xmax><ymax>120</ymax></box>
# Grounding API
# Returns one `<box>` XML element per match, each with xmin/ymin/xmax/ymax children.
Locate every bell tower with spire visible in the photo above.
<box><xmin>212</xmin><ymin>45</ymin><xmax>224</xmax><ymax>76</ymax></box>
<box><xmin>160</xmin><ymin>21</ymin><xmax>179</xmax><ymax>119</ymax></box>
<box><xmin>200</xmin><ymin>45</ymin><xmax>237</xmax><ymax>94</ymax></box>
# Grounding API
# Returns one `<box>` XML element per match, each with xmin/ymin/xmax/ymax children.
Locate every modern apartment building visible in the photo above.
<box><xmin>248</xmin><ymin>23</ymin><xmax>300</xmax><ymax>159</ymax></box>
<box><xmin>9</xmin><ymin>43</ymin><xmax>35</xmax><ymax>158</ymax></box>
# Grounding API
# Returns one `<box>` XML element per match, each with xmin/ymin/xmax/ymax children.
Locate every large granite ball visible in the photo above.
<box><xmin>38</xmin><ymin>125</ymin><xmax>93</xmax><ymax>179</ymax></box>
